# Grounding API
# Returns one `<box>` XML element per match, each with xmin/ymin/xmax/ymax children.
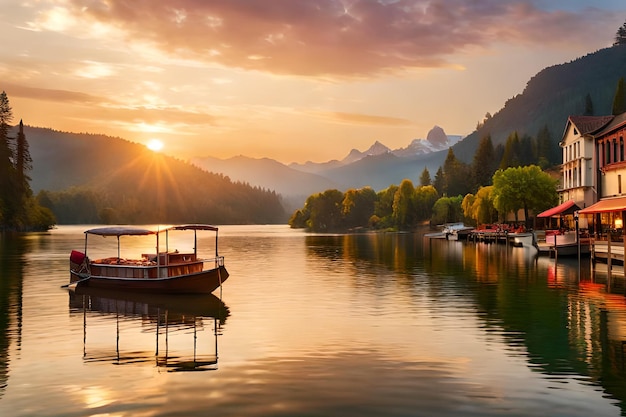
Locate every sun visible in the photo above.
<box><xmin>146</xmin><ymin>139</ymin><xmax>164</xmax><ymax>152</ymax></box>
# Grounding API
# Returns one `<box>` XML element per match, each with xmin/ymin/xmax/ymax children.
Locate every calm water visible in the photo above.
<box><xmin>1</xmin><ymin>225</ymin><xmax>626</xmax><ymax>417</ymax></box>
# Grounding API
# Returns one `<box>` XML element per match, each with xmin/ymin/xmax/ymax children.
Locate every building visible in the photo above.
<box><xmin>558</xmin><ymin>115</ymin><xmax>614</xmax><ymax>209</ymax></box>
<box><xmin>578</xmin><ymin>112</ymin><xmax>626</xmax><ymax>235</ymax></box>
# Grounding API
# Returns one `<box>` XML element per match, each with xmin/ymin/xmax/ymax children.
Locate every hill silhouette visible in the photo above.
<box><xmin>453</xmin><ymin>45</ymin><xmax>626</xmax><ymax>162</ymax></box>
<box><xmin>20</xmin><ymin>127</ymin><xmax>286</xmax><ymax>224</ymax></box>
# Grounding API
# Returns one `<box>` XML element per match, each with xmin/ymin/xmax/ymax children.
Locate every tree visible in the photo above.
<box><xmin>491</xmin><ymin>165</ymin><xmax>558</xmax><ymax>228</ymax></box>
<box><xmin>462</xmin><ymin>186</ymin><xmax>497</xmax><ymax>225</ymax></box>
<box><xmin>431</xmin><ymin>195</ymin><xmax>464</xmax><ymax>225</ymax></box>
<box><xmin>612</xmin><ymin>77</ymin><xmax>626</xmax><ymax>116</ymax></box>
<box><xmin>419</xmin><ymin>167</ymin><xmax>431</xmax><ymax>186</ymax></box>
<box><xmin>0</xmin><ymin>91</ymin><xmax>17</xmax><ymax>228</ymax></box>
<box><xmin>414</xmin><ymin>185</ymin><xmax>438</xmax><ymax>221</ymax></box>
<box><xmin>499</xmin><ymin>131</ymin><xmax>521</xmax><ymax>169</ymax></box>
<box><xmin>433</xmin><ymin>167</ymin><xmax>444</xmax><ymax>196</ymax></box>
<box><xmin>341</xmin><ymin>187</ymin><xmax>376</xmax><ymax>229</ymax></box>
<box><xmin>392</xmin><ymin>179</ymin><xmax>415</xmax><ymax>230</ymax></box>
<box><xmin>442</xmin><ymin>148</ymin><xmax>471</xmax><ymax>197</ymax></box>
<box><xmin>535</xmin><ymin>125</ymin><xmax>557</xmax><ymax>168</ymax></box>
<box><xmin>615</xmin><ymin>20</ymin><xmax>626</xmax><ymax>46</ymax></box>
<box><xmin>305</xmin><ymin>189</ymin><xmax>344</xmax><ymax>232</ymax></box>
<box><xmin>471</xmin><ymin>135</ymin><xmax>496</xmax><ymax>189</ymax></box>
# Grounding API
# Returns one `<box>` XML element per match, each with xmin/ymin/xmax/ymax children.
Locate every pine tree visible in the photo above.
<box><xmin>433</xmin><ymin>167</ymin><xmax>444</xmax><ymax>196</ymax></box>
<box><xmin>615</xmin><ymin>20</ymin><xmax>626</xmax><ymax>46</ymax></box>
<box><xmin>419</xmin><ymin>167</ymin><xmax>431</xmax><ymax>186</ymax></box>
<box><xmin>612</xmin><ymin>77</ymin><xmax>626</xmax><ymax>115</ymax></box>
<box><xmin>15</xmin><ymin>120</ymin><xmax>33</xmax><ymax>195</ymax></box>
<box><xmin>471</xmin><ymin>135</ymin><xmax>495</xmax><ymax>189</ymax></box>
<box><xmin>0</xmin><ymin>91</ymin><xmax>16</xmax><ymax>227</ymax></box>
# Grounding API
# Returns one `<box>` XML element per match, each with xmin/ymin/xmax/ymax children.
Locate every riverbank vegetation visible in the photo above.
<box><xmin>0</xmin><ymin>91</ymin><xmax>56</xmax><ymax>231</ymax></box>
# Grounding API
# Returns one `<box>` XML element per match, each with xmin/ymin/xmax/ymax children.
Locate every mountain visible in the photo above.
<box><xmin>191</xmin><ymin>155</ymin><xmax>341</xmax><ymax>213</ymax></box>
<box><xmin>453</xmin><ymin>45</ymin><xmax>626</xmax><ymax>162</ymax></box>
<box><xmin>17</xmin><ymin>45</ymin><xmax>626</xmax><ymax>218</ymax></box>
<box><xmin>17</xmin><ymin>126</ymin><xmax>286</xmax><ymax>224</ymax></box>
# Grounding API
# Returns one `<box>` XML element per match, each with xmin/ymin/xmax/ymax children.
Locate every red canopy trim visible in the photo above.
<box><xmin>537</xmin><ymin>200</ymin><xmax>579</xmax><ymax>218</ymax></box>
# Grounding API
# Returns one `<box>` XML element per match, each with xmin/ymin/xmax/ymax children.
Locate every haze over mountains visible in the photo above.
<box><xmin>18</xmin><ymin>44</ymin><xmax>626</xmax><ymax>217</ymax></box>
<box><xmin>192</xmin><ymin>125</ymin><xmax>462</xmax><ymax>211</ymax></box>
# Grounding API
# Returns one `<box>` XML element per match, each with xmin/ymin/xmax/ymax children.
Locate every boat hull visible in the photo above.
<box><xmin>71</xmin><ymin>265</ymin><xmax>229</xmax><ymax>294</ymax></box>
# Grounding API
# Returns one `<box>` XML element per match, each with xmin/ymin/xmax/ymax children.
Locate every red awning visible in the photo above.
<box><xmin>537</xmin><ymin>200</ymin><xmax>578</xmax><ymax>218</ymax></box>
<box><xmin>578</xmin><ymin>196</ymin><xmax>626</xmax><ymax>214</ymax></box>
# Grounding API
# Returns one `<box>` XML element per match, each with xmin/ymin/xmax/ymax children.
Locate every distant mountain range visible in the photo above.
<box><xmin>18</xmin><ymin>45</ymin><xmax>626</xmax><ymax>217</ymax></box>
<box><xmin>192</xmin><ymin>125</ymin><xmax>461</xmax><ymax>211</ymax></box>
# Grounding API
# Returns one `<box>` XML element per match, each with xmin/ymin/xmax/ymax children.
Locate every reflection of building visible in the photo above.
<box><xmin>69</xmin><ymin>288</ymin><xmax>229</xmax><ymax>372</ymax></box>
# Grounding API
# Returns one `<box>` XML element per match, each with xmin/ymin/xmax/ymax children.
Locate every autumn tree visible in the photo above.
<box><xmin>462</xmin><ymin>186</ymin><xmax>497</xmax><ymax>226</ymax></box>
<box><xmin>414</xmin><ymin>185</ymin><xmax>438</xmax><ymax>221</ymax></box>
<box><xmin>492</xmin><ymin>165</ymin><xmax>558</xmax><ymax>228</ymax></box>
<box><xmin>392</xmin><ymin>179</ymin><xmax>416</xmax><ymax>230</ymax></box>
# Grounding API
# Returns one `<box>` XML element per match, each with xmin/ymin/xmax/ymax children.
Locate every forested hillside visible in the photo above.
<box><xmin>453</xmin><ymin>45</ymin><xmax>626</xmax><ymax>162</ymax></box>
<box><xmin>18</xmin><ymin>127</ymin><xmax>286</xmax><ymax>224</ymax></box>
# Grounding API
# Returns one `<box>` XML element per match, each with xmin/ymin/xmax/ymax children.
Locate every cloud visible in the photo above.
<box><xmin>46</xmin><ymin>0</ymin><xmax>616</xmax><ymax>78</ymax></box>
<box><xmin>3</xmin><ymin>83</ymin><xmax>103</xmax><ymax>103</ymax></box>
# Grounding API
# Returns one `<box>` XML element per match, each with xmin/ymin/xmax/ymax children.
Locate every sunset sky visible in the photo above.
<box><xmin>2</xmin><ymin>1</ymin><xmax>625</xmax><ymax>163</ymax></box>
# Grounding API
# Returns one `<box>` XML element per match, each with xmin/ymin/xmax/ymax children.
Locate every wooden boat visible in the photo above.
<box><xmin>68</xmin><ymin>224</ymin><xmax>228</xmax><ymax>294</ymax></box>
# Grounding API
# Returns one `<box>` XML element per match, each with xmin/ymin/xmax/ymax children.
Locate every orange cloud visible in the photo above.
<box><xmin>55</xmin><ymin>0</ymin><xmax>614</xmax><ymax>78</ymax></box>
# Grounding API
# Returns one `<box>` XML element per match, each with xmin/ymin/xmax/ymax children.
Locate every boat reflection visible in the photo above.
<box><xmin>68</xmin><ymin>287</ymin><xmax>229</xmax><ymax>372</ymax></box>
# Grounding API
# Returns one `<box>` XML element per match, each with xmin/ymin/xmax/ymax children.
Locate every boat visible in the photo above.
<box><xmin>442</xmin><ymin>222</ymin><xmax>475</xmax><ymax>240</ymax></box>
<box><xmin>508</xmin><ymin>231</ymin><xmax>539</xmax><ymax>250</ymax></box>
<box><xmin>68</xmin><ymin>224</ymin><xmax>228</xmax><ymax>294</ymax></box>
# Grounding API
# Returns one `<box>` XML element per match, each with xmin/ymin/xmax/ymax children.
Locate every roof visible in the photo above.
<box><xmin>592</xmin><ymin>112</ymin><xmax>626</xmax><ymax>138</ymax></box>
<box><xmin>537</xmin><ymin>200</ymin><xmax>579</xmax><ymax>218</ymax></box>
<box><xmin>86</xmin><ymin>226</ymin><xmax>156</xmax><ymax>236</ymax></box>
<box><xmin>85</xmin><ymin>224</ymin><xmax>219</xmax><ymax>236</ymax></box>
<box><xmin>578</xmin><ymin>196</ymin><xmax>626</xmax><ymax>214</ymax></box>
<box><xmin>568</xmin><ymin>115</ymin><xmax>614</xmax><ymax>136</ymax></box>
<box><xmin>167</xmin><ymin>224</ymin><xmax>219</xmax><ymax>232</ymax></box>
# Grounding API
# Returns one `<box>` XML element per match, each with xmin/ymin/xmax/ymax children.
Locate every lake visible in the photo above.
<box><xmin>1</xmin><ymin>224</ymin><xmax>626</xmax><ymax>416</ymax></box>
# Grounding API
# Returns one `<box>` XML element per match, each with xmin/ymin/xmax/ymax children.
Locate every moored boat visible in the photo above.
<box><xmin>68</xmin><ymin>224</ymin><xmax>228</xmax><ymax>294</ymax></box>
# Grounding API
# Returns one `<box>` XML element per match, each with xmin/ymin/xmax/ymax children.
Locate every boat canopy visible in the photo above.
<box><xmin>578</xmin><ymin>196</ymin><xmax>626</xmax><ymax>215</ymax></box>
<box><xmin>166</xmin><ymin>224</ymin><xmax>219</xmax><ymax>232</ymax></box>
<box><xmin>85</xmin><ymin>224</ymin><xmax>219</xmax><ymax>237</ymax></box>
<box><xmin>537</xmin><ymin>200</ymin><xmax>579</xmax><ymax>218</ymax></box>
<box><xmin>85</xmin><ymin>227</ymin><xmax>156</xmax><ymax>237</ymax></box>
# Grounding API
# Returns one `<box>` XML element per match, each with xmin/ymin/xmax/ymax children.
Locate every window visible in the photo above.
<box><xmin>621</xmin><ymin>136</ymin><xmax>624</xmax><ymax>161</ymax></box>
<box><xmin>614</xmin><ymin>139</ymin><xmax>619</xmax><ymax>163</ymax></box>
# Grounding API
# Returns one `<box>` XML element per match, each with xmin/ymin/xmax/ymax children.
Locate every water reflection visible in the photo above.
<box><xmin>0</xmin><ymin>233</ymin><xmax>29</xmax><ymax>398</ymax></box>
<box><xmin>68</xmin><ymin>288</ymin><xmax>229</xmax><ymax>372</ymax></box>
<box><xmin>305</xmin><ymin>232</ymin><xmax>626</xmax><ymax>412</ymax></box>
